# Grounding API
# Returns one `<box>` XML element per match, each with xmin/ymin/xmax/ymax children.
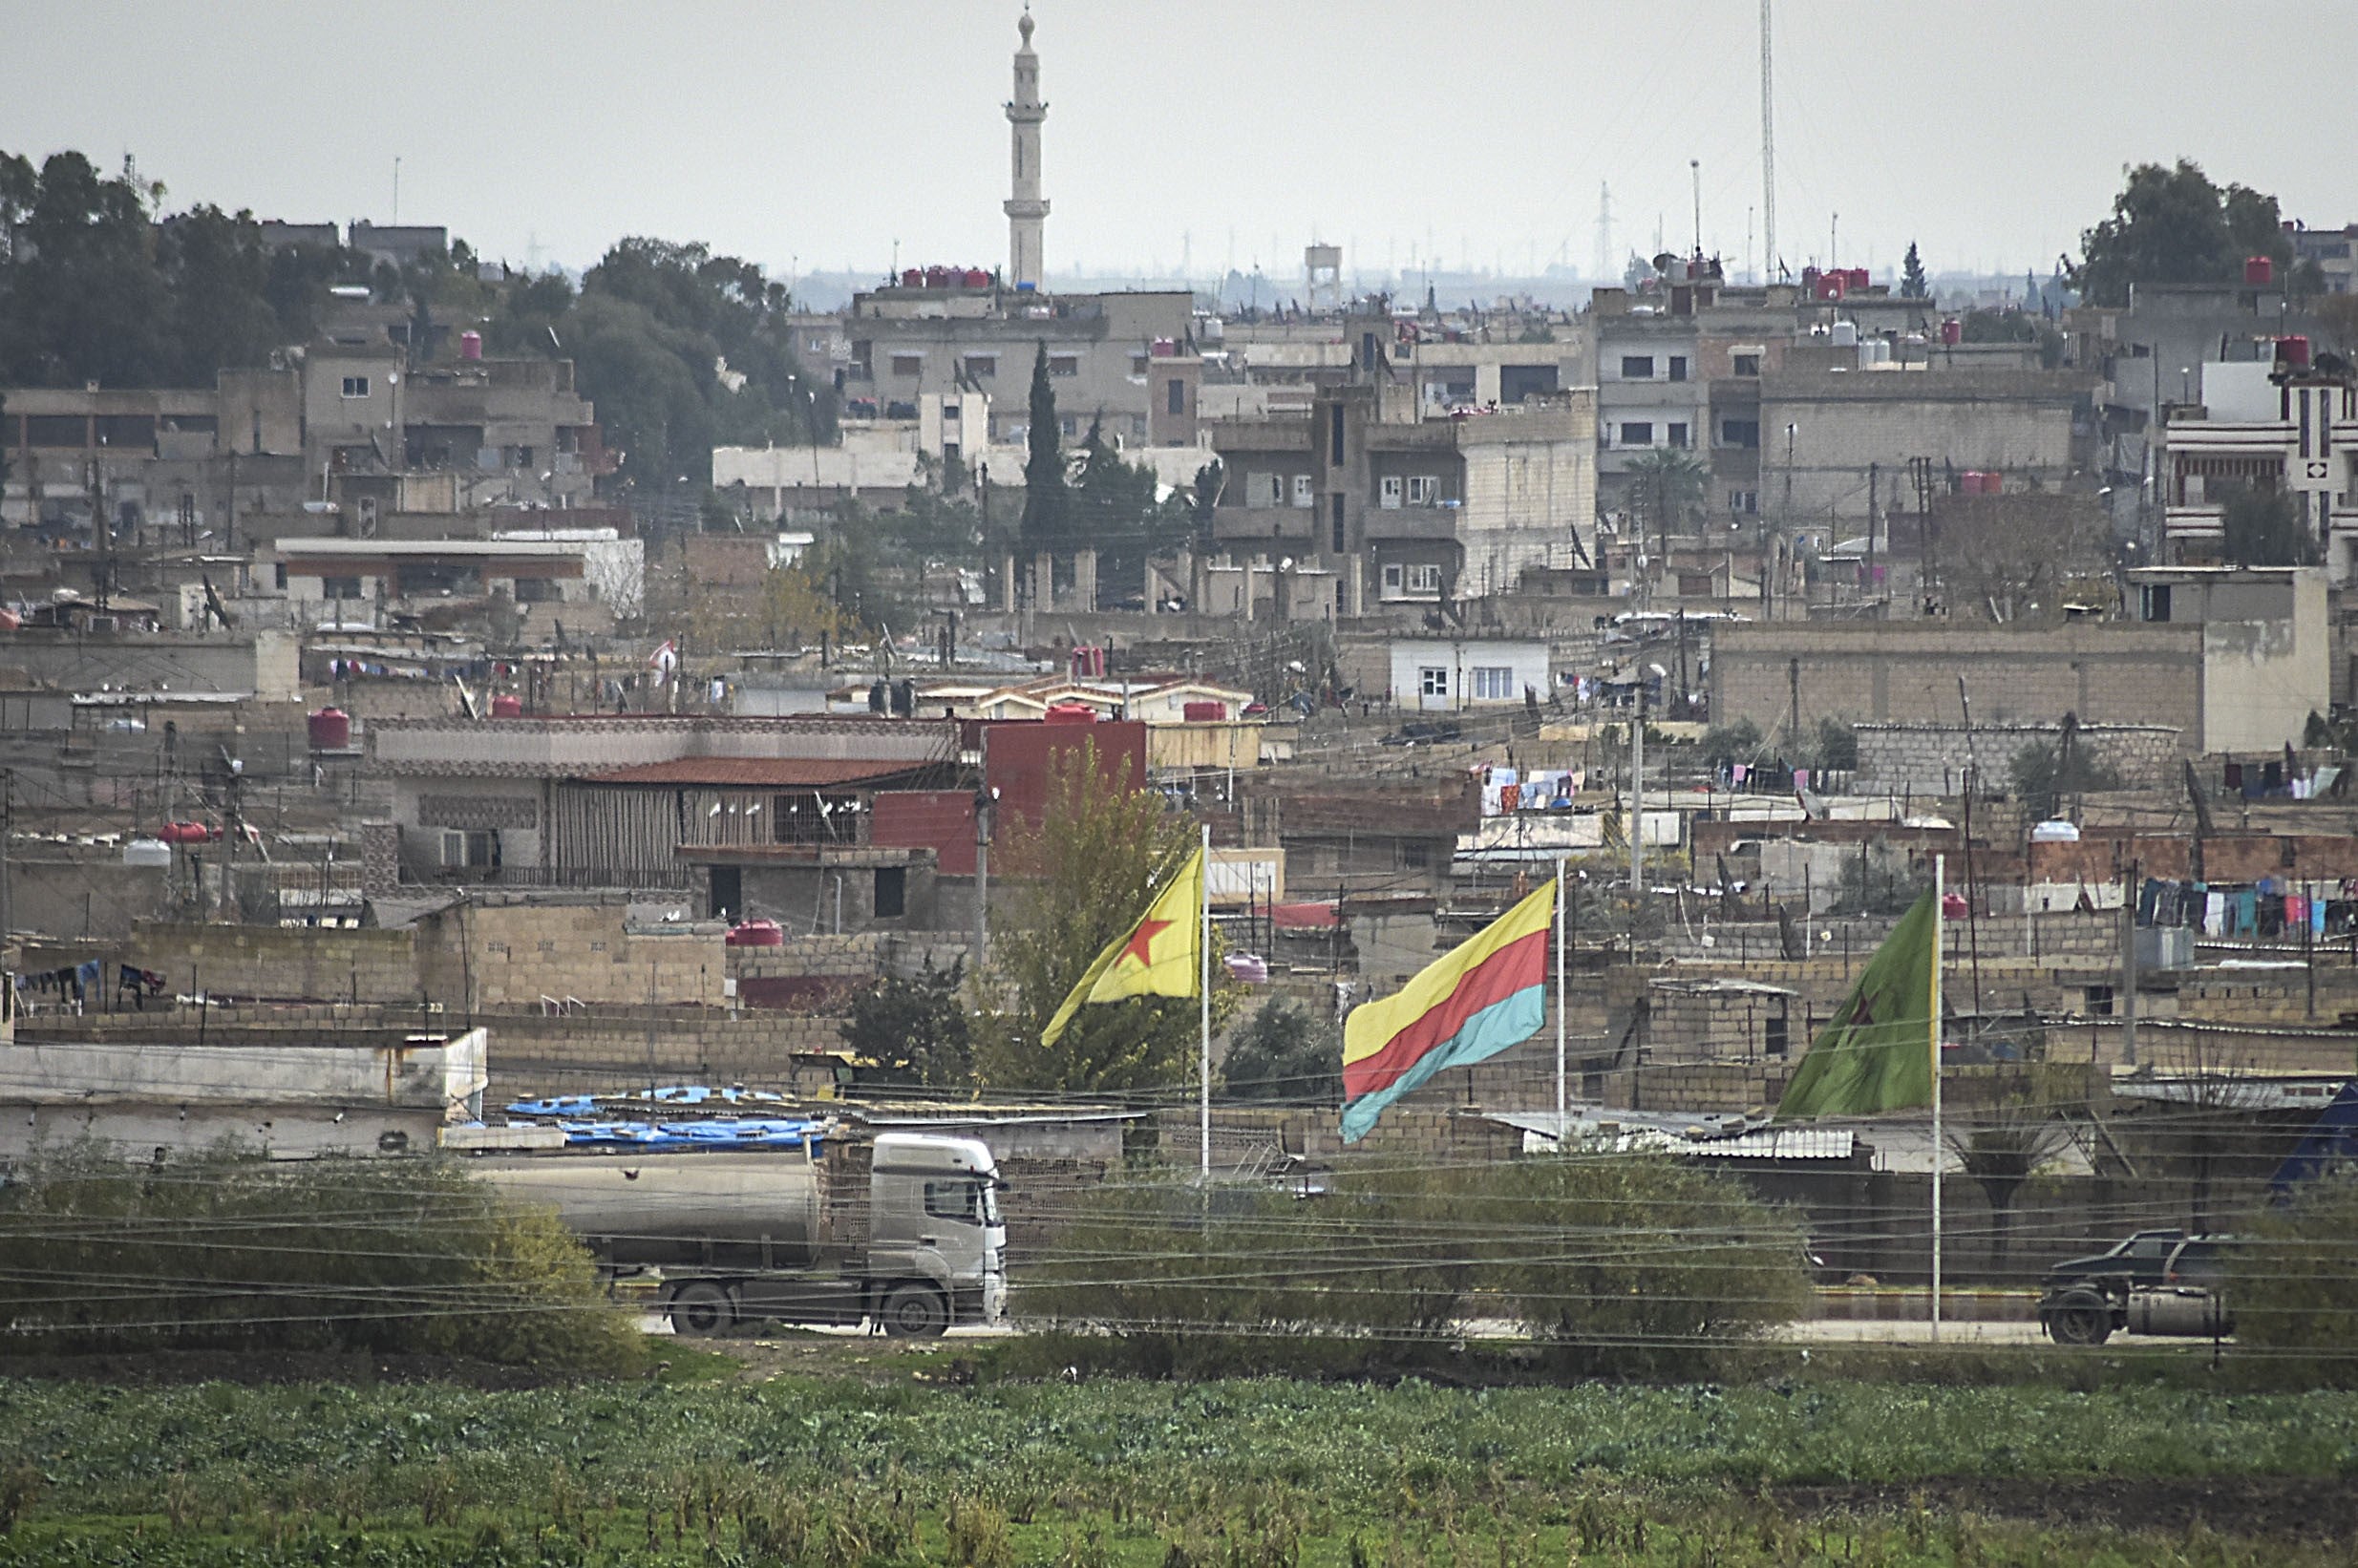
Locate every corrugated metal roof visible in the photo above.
<box><xmin>1488</xmin><ymin>1109</ymin><xmax>1856</xmax><ymax>1162</ymax></box>
<box><xmin>583</xmin><ymin>757</ymin><xmax>935</xmax><ymax>788</ymax></box>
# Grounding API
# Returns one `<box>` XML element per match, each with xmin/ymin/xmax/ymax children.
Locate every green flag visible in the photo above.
<box><xmin>1776</xmin><ymin>888</ymin><xmax>1938</xmax><ymax>1118</ymax></box>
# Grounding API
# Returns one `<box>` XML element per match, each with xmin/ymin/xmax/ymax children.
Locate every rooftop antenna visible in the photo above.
<box><xmin>1690</xmin><ymin>159</ymin><xmax>1702</xmax><ymax>257</ymax></box>
<box><xmin>392</xmin><ymin>156</ymin><xmax>400</xmax><ymax>224</ymax></box>
<box><xmin>1760</xmin><ymin>0</ymin><xmax>1777</xmax><ymax>281</ymax></box>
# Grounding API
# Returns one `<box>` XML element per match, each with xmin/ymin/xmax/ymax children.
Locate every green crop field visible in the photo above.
<box><xmin>0</xmin><ymin>1351</ymin><xmax>2352</xmax><ymax>1565</ymax></box>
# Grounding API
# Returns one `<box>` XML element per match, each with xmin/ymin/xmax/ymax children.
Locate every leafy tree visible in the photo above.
<box><xmin>1901</xmin><ymin>241</ymin><xmax>1928</xmax><ymax>299</ymax></box>
<box><xmin>2233</xmin><ymin>1175</ymin><xmax>2358</xmax><ymax>1363</ymax></box>
<box><xmin>1067</xmin><ymin>415</ymin><xmax>1179</xmax><ymax>602</ymax></box>
<box><xmin>2070</xmin><ymin>159</ymin><xmax>2293</xmax><ymax>308</ymax></box>
<box><xmin>1810</xmin><ymin>717</ymin><xmax>1858</xmax><ymax>772</ymax></box>
<box><xmin>845</xmin><ymin>960</ymin><xmax>972</xmax><ymax>1088</ymax></box>
<box><xmin>1701</xmin><ymin>717</ymin><xmax>1764</xmax><ymax>771</ymax></box>
<box><xmin>1018</xmin><ymin>342</ymin><xmax>1069</xmax><ymax>551</ymax></box>
<box><xmin>2315</xmin><ymin>291</ymin><xmax>2358</xmax><ymax>354</ymax></box>
<box><xmin>2221</xmin><ymin>486</ymin><xmax>2318</xmax><ymax>566</ymax></box>
<box><xmin>1221</xmin><ymin>997</ymin><xmax>1341</xmax><ymax>1104</ymax></box>
<box><xmin>1943</xmin><ymin>1065</ymin><xmax>2075</xmax><ymax>1274</ymax></box>
<box><xmin>1944</xmin><ymin>494</ymin><xmax>2110</xmax><ymax>620</ymax></box>
<box><xmin>2007</xmin><ymin>736</ymin><xmax>2122</xmax><ymax>818</ymax></box>
<box><xmin>1188</xmin><ymin>457</ymin><xmax>1223</xmax><ymax>544</ymax></box>
<box><xmin>975</xmin><ymin>742</ymin><xmax>1239</xmax><ymax>1094</ymax></box>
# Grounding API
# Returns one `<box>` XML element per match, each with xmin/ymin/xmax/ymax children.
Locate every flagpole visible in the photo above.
<box><xmin>1200</xmin><ymin>821</ymin><xmax>1212</xmax><ymax>1181</ymax></box>
<box><xmin>1931</xmin><ymin>853</ymin><xmax>1944</xmax><ymax>1342</ymax></box>
<box><xmin>1554</xmin><ymin>857</ymin><xmax>1567</xmax><ymax>1145</ymax></box>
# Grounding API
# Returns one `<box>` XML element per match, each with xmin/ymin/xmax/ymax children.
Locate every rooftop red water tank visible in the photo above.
<box><xmin>1847</xmin><ymin>268</ymin><xmax>1871</xmax><ymax>289</ymax></box>
<box><xmin>1940</xmin><ymin>318</ymin><xmax>1963</xmax><ymax>347</ymax></box>
<box><xmin>307</xmin><ymin>707</ymin><xmax>350</xmax><ymax>751</ymax></box>
<box><xmin>1044</xmin><ymin>702</ymin><xmax>1097</xmax><ymax>724</ymax></box>
<box><xmin>725</xmin><ymin>919</ymin><xmax>785</xmax><ymax>947</ymax></box>
<box><xmin>2245</xmin><ymin>255</ymin><xmax>2275</xmax><ymax>286</ymax></box>
<box><xmin>458</xmin><ymin>329</ymin><xmax>482</xmax><ymax>361</ymax></box>
<box><xmin>1182</xmin><ymin>700</ymin><xmax>1227</xmax><ymax>722</ymax></box>
<box><xmin>900</xmin><ymin>268</ymin><xmax>924</xmax><ymax>287</ymax></box>
<box><xmin>964</xmin><ymin>267</ymin><xmax>991</xmax><ymax>288</ymax></box>
<box><xmin>159</xmin><ymin>821</ymin><xmax>219</xmax><ymax>845</ymax></box>
<box><xmin>490</xmin><ymin>693</ymin><xmax>523</xmax><ymax>718</ymax></box>
<box><xmin>2278</xmin><ymin>334</ymin><xmax>2311</xmax><ymax>369</ymax></box>
<box><xmin>924</xmin><ymin>265</ymin><xmax>950</xmax><ymax>288</ymax></box>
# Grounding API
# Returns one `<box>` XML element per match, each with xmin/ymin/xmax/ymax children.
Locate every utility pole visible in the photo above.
<box><xmin>0</xmin><ymin>770</ymin><xmax>11</xmax><ymax>943</ymax></box>
<box><xmin>1759</xmin><ymin>0</ymin><xmax>1776</xmax><ymax>281</ymax></box>
<box><xmin>1629</xmin><ymin>681</ymin><xmax>1646</xmax><ymax>950</ymax></box>
<box><xmin>1866</xmin><ymin>460</ymin><xmax>1879</xmax><ymax>610</ymax></box>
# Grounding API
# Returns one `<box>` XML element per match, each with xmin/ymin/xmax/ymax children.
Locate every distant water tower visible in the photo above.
<box><xmin>1305</xmin><ymin>244</ymin><xmax>1342</xmax><ymax>312</ymax></box>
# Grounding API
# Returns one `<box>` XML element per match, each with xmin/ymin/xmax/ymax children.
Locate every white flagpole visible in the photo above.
<box><xmin>1555</xmin><ymin>857</ymin><xmax>1568</xmax><ymax>1147</ymax></box>
<box><xmin>1931</xmin><ymin>854</ymin><xmax>1944</xmax><ymax>1342</ymax></box>
<box><xmin>1200</xmin><ymin>822</ymin><xmax>1212</xmax><ymax>1181</ymax></box>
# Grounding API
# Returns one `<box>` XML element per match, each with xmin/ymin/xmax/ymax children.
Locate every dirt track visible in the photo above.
<box><xmin>1779</xmin><ymin>1475</ymin><xmax>2358</xmax><ymax>1543</ymax></box>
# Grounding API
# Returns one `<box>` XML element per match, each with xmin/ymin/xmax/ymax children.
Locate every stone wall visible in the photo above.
<box><xmin>1857</xmin><ymin>721</ymin><xmax>2182</xmax><ymax>795</ymax></box>
<box><xmin>414</xmin><ymin>899</ymin><xmax>728</xmax><ymax>1008</ymax></box>
<box><xmin>129</xmin><ymin>922</ymin><xmax>420</xmax><ymax>1003</ymax></box>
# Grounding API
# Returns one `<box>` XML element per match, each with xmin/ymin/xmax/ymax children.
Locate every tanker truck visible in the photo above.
<box><xmin>468</xmin><ymin>1130</ymin><xmax>1006</xmax><ymax>1337</ymax></box>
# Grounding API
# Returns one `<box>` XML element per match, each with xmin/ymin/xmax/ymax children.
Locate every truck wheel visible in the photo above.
<box><xmin>2044</xmin><ymin>1303</ymin><xmax>2113</xmax><ymax>1346</ymax></box>
<box><xmin>668</xmin><ymin>1282</ymin><xmax>734</xmax><ymax>1338</ymax></box>
<box><xmin>881</xmin><ymin>1283</ymin><xmax>950</xmax><ymax>1339</ymax></box>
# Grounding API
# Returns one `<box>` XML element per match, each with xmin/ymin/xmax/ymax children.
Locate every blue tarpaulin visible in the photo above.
<box><xmin>542</xmin><ymin>1118</ymin><xmax>827</xmax><ymax>1151</ymax></box>
<box><xmin>2268</xmin><ymin>1083</ymin><xmax>2358</xmax><ymax>1195</ymax></box>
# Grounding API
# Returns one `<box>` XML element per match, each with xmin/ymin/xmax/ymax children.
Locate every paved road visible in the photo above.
<box><xmin>1783</xmin><ymin>1318</ymin><xmax>2049</xmax><ymax>1345</ymax></box>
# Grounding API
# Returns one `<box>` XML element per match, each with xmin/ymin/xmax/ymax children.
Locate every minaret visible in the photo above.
<box><xmin>1003</xmin><ymin>10</ymin><xmax>1049</xmax><ymax>290</ymax></box>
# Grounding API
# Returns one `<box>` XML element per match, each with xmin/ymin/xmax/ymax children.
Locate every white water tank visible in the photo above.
<box><xmin>123</xmin><ymin>838</ymin><xmax>172</xmax><ymax>868</ymax></box>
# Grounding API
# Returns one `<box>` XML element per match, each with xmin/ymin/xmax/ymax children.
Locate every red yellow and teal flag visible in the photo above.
<box><xmin>1039</xmin><ymin>847</ymin><xmax>1204</xmax><ymax>1047</ymax></box>
<box><xmin>1341</xmin><ymin>879</ymin><xmax>1555</xmax><ymax>1142</ymax></box>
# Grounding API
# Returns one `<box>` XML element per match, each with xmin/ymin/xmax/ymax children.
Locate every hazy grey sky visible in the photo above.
<box><xmin>7</xmin><ymin>1</ymin><xmax>2351</xmax><ymax>286</ymax></box>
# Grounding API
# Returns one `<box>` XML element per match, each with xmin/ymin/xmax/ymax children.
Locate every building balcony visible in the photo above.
<box><xmin>1212</xmin><ymin>504</ymin><xmax>1320</xmax><ymax>546</ymax></box>
<box><xmin>416</xmin><ymin>864</ymin><xmax>696</xmax><ymax>891</ymax></box>
<box><xmin>1364</xmin><ymin>507</ymin><xmax>1464</xmax><ymax>542</ymax></box>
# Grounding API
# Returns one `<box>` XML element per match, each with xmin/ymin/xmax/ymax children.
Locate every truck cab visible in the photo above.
<box><xmin>865</xmin><ymin>1133</ymin><xmax>1008</xmax><ymax>1334</ymax></box>
<box><xmin>2038</xmin><ymin>1229</ymin><xmax>2235</xmax><ymax>1346</ymax></box>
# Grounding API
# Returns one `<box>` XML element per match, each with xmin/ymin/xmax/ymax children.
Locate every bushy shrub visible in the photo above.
<box><xmin>0</xmin><ymin>1143</ymin><xmax>644</xmax><ymax>1373</ymax></box>
<box><xmin>1021</xmin><ymin>1155</ymin><xmax>1809</xmax><ymax>1377</ymax></box>
<box><xmin>2232</xmin><ymin>1176</ymin><xmax>2358</xmax><ymax>1375</ymax></box>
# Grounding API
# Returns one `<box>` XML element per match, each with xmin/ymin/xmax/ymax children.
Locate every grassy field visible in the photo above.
<box><xmin>0</xmin><ymin>1342</ymin><xmax>2352</xmax><ymax>1565</ymax></box>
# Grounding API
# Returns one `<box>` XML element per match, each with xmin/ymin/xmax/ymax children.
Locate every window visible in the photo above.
<box><xmin>340</xmin><ymin>375</ymin><xmax>370</xmax><ymax>398</ymax></box>
<box><xmin>923</xmin><ymin>1180</ymin><xmax>998</xmax><ymax>1226</ymax></box>
<box><xmin>1049</xmin><ymin>354</ymin><xmax>1079</xmax><ymax>377</ymax></box>
<box><xmin>1667</xmin><ymin>423</ymin><xmax>1689</xmax><ymax>448</ymax></box>
<box><xmin>1419</xmin><ymin>667</ymin><xmax>1449</xmax><ymax>697</ymax></box>
<box><xmin>1471</xmin><ymin>666</ymin><xmax>1516</xmax><ymax>701</ymax></box>
<box><xmin>1380</xmin><ymin>476</ymin><xmax>1404</xmax><ymax>509</ymax></box>
<box><xmin>1408</xmin><ymin>475</ymin><xmax>1438</xmax><ymax>505</ymax></box>
<box><xmin>2085</xmin><ymin>985</ymin><xmax>2114</xmax><ymax>1016</ymax></box>
<box><xmin>1167</xmin><ymin>377</ymin><xmax>1186</xmax><ymax>415</ymax></box>
<box><xmin>1620</xmin><ymin>355</ymin><xmax>1654</xmax><ymax>379</ymax></box>
<box><xmin>1619</xmin><ymin>421</ymin><xmax>1653</xmax><ymax>447</ymax></box>
<box><xmin>2141</xmin><ymin>584</ymin><xmax>2172</xmax><ymax>623</ymax></box>
<box><xmin>1732</xmin><ymin>353</ymin><xmax>1762</xmax><ymax>376</ymax></box>
<box><xmin>1728</xmin><ymin>489</ymin><xmax>1758</xmax><ymax>515</ymax></box>
<box><xmin>1131</xmin><ymin>352</ymin><xmax>1150</xmax><ymax>375</ymax></box>
<box><xmin>1408</xmin><ymin>563</ymin><xmax>1442</xmax><ymax>594</ymax></box>
<box><xmin>1256</xmin><ymin>472</ymin><xmax>1282</xmax><ymax>506</ymax></box>
<box><xmin>440</xmin><ymin>829</ymin><xmax>499</xmax><ymax>869</ymax></box>
<box><xmin>513</xmin><ymin>577</ymin><xmax>562</xmax><ymax>604</ymax></box>
<box><xmin>1763</xmin><ymin>1006</ymin><xmax>1789</xmax><ymax>1058</ymax></box>
<box><xmin>273</xmin><ymin>563</ymin><xmax>288</xmax><ymax>590</ymax></box>
<box><xmin>889</xmin><ymin>353</ymin><xmax>923</xmax><ymax>377</ymax></box>
<box><xmin>1383</xmin><ymin>563</ymin><xmax>1404</xmax><ymax>591</ymax></box>
<box><xmin>873</xmin><ymin>866</ymin><xmax>906</xmax><ymax>919</ymax></box>
<box><xmin>1330</xmin><ymin>494</ymin><xmax>1346</xmax><ymax>553</ymax></box>
<box><xmin>1668</xmin><ymin>355</ymin><xmax>1689</xmax><ymax>383</ymax></box>
<box><xmin>1720</xmin><ymin>418</ymin><xmax>1761</xmax><ymax>449</ymax></box>
<box><xmin>1291</xmin><ymin>474</ymin><xmax>1313</xmax><ymax>508</ymax></box>
<box><xmin>963</xmin><ymin>354</ymin><xmax>997</xmax><ymax>379</ymax></box>
<box><xmin>1329</xmin><ymin>403</ymin><xmax>1346</xmax><ymax>466</ymax></box>
<box><xmin>321</xmin><ymin>576</ymin><xmax>363</xmax><ymax>600</ymax></box>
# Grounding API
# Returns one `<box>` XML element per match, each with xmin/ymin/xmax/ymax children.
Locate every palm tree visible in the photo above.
<box><xmin>1625</xmin><ymin>445</ymin><xmax>1710</xmax><ymax>596</ymax></box>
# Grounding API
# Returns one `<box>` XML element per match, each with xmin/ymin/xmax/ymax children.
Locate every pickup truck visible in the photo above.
<box><xmin>2036</xmin><ymin>1229</ymin><xmax>2235</xmax><ymax>1346</ymax></box>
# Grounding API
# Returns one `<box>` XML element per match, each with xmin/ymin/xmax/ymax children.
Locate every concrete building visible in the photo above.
<box><xmin>1757</xmin><ymin>368</ymin><xmax>2092</xmax><ymax>530</ymax></box>
<box><xmin>1387</xmin><ymin>637</ymin><xmax>1550</xmax><ymax>710</ymax></box>
<box><xmin>2289</xmin><ymin>222</ymin><xmax>2357</xmax><ymax>295</ymax></box>
<box><xmin>2160</xmin><ymin>356</ymin><xmax>2356</xmax><ymax>581</ymax></box>
<box><xmin>268</xmin><ymin>535</ymin><xmax>643</xmax><ymax>627</ymax></box>
<box><xmin>1209</xmin><ymin>372</ymin><xmax>1595</xmax><ymax>614</ymax></box>
<box><xmin>0</xmin><ymin>1021</ymin><xmax>487</xmax><ymax>1161</ymax></box>
<box><xmin>1710</xmin><ymin>565</ymin><xmax>2326</xmax><ymax>754</ymax></box>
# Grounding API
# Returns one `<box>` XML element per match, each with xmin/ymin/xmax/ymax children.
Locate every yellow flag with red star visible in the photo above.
<box><xmin>1039</xmin><ymin>847</ymin><xmax>1204</xmax><ymax>1046</ymax></box>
